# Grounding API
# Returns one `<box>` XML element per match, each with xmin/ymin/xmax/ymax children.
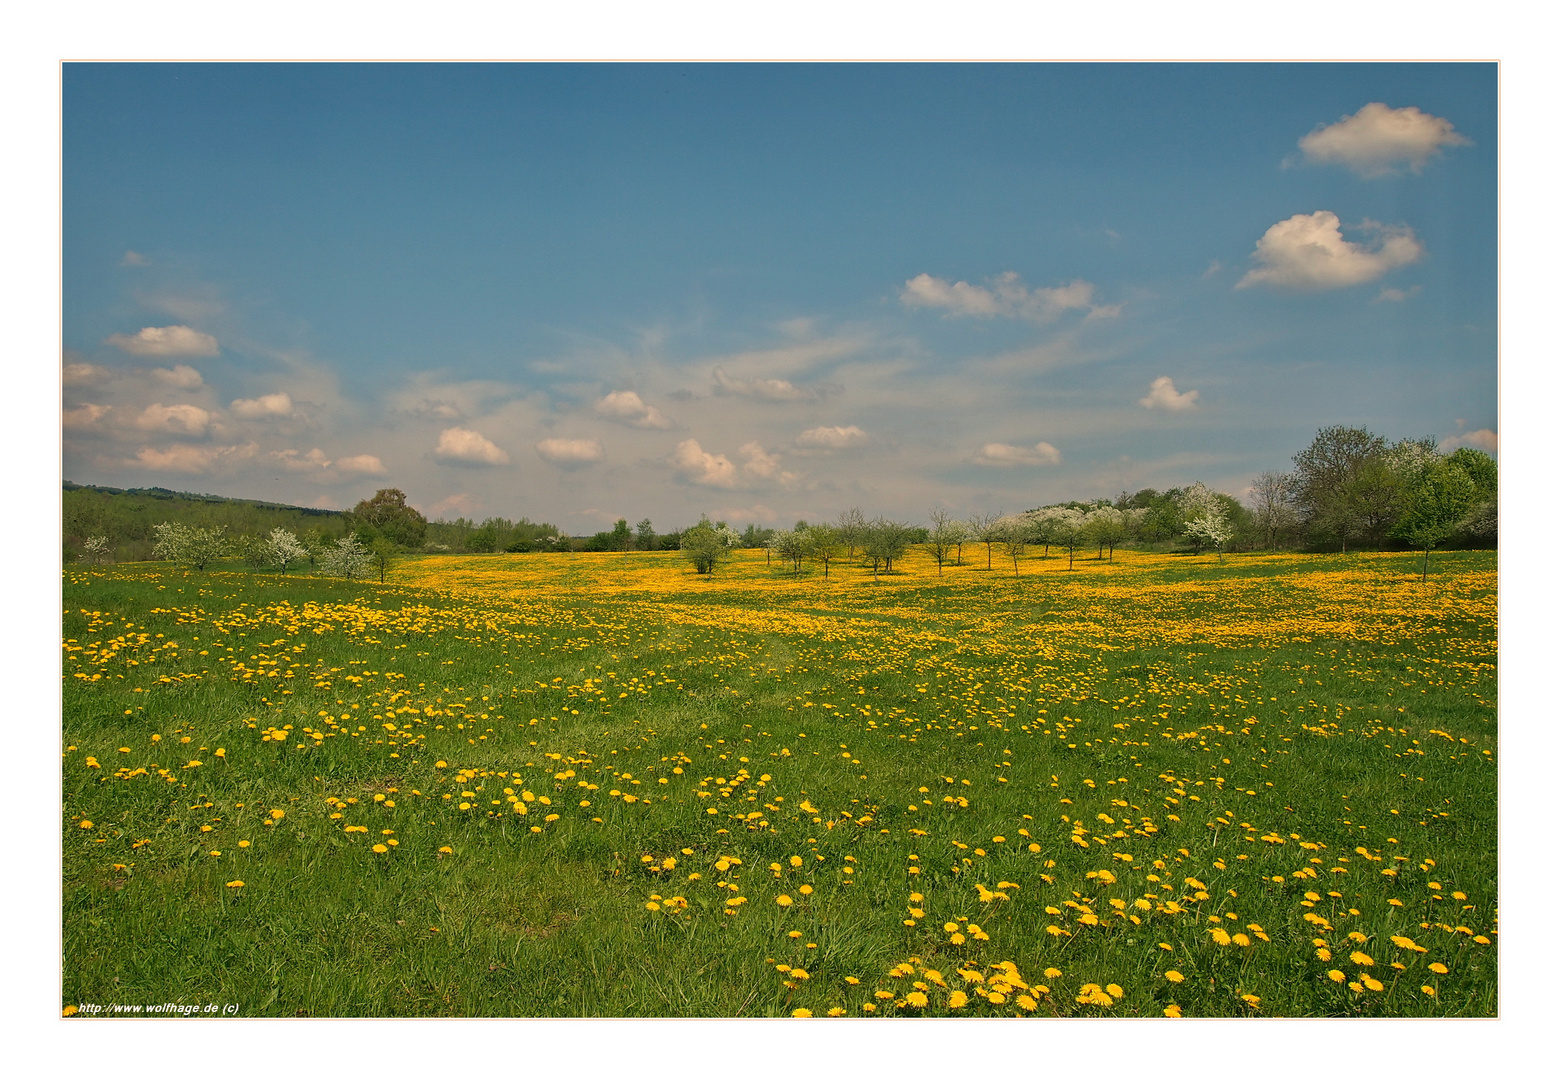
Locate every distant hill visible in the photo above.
<box><xmin>63</xmin><ymin>482</ymin><xmax>348</xmax><ymax>563</ymax></box>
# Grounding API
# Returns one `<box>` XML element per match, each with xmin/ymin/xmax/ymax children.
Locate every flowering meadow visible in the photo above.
<box><xmin>62</xmin><ymin>547</ymin><xmax>1496</xmax><ymax>1017</ymax></box>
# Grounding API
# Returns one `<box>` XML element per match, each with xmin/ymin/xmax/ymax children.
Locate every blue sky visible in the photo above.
<box><xmin>62</xmin><ymin>63</ymin><xmax>1497</xmax><ymax>530</ymax></box>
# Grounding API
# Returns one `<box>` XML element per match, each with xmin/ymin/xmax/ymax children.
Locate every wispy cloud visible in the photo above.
<box><xmin>902</xmin><ymin>271</ymin><xmax>1111</xmax><ymax>323</ymax></box>
<box><xmin>795</xmin><ymin>425</ymin><xmax>867</xmax><ymax>450</ymax></box>
<box><xmin>536</xmin><ymin>437</ymin><xmax>603</xmax><ymax>465</ymax></box>
<box><xmin>712</xmin><ymin>367</ymin><xmax>816</xmax><ymax>402</ymax></box>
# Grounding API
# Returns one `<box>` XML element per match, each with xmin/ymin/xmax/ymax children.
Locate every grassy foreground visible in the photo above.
<box><xmin>61</xmin><ymin>546</ymin><xmax>1496</xmax><ymax>1017</ymax></box>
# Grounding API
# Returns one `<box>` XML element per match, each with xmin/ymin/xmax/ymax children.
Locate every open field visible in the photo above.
<box><xmin>61</xmin><ymin>547</ymin><xmax>1497</xmax><ymax>1017</ymax></box>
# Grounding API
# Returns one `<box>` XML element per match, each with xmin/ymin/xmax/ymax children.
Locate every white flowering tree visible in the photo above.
<box><xmin>151</xmin><ymin>522</ymin><xmax>230</xmax><ymax>570</ymax></box>
<box><xmin>319</xmin><ymin>534</ymin><xmax>373</xmax><ymax>579</ymax></box>
<box><xmin>267</xmin><ymin>528</ymin><xmax>309</xmax><ymax>574</ymax></box>
<box><xmin>1032</xmin><ymin>506</ymin><xmax>1087</xmax><ymax>570</ymax></box>
<box><xmin>80</xmin><ymin>536</ymin><xmax>112</xmax><ymax>564</ymax></box>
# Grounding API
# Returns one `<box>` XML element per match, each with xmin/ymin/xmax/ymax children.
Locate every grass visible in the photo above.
<box><xmin>61</xmin><ymin>545</ymin><xmax>1496</xmax><ymax>1017</ymax></box>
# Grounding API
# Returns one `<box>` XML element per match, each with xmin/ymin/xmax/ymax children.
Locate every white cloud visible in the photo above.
<box><xmin>795</xmin><ymin>425</ymin><xmax>868</xmax><ymax>450</ymax></box>
<box><xmin>671</xmin><ymin>438</ymin><xmax>738</xmax><ymax>487</ymax></box>
<box><xmin>270</xmin><ymin>447</ymin><xmax>333</xmax><ymax>472</ymax></box>
<box><xmin>737</xmin><ymin>441</ymin><xmax>790</xmax><ymax>483</ymax></box>
<box><xmin>63</xmin><ymin>362</ymin><xmax>110</xmax><ymax>385</ymax></box>
<box><xmin>435</xmin><ymin>427</ymin><xmax>511</xmax><ymax>466</ymax></box>
<box><xmin>901</xmin><ymin>271</ymin><xmax>1108</xmax><ymax>323</ymax></box>
<box><xmin>1298</xmin><ymin>102</ymin><xmax>1470</xmax><ymax>178</ymax></box>
<box><xmin>266</xmin><ymin>448</ymin><xmax>387</xmax><ymax>477</ymax></box>
<box><xmin>230</xmin><ymin>392</ymin><xmax>294</xmax><ymax>419</ymax></box>
<box><xmin>105</xmin><ymin>325</ymin><xmax>220</xmax><ymax>358</ymax></box>
<box><xmin>132</xmin><ymin>442</ymin><xmax>255</xmax><ymax>474</ymax></box>
<box><xmin>135</xmin><ymin>402</ymin><xmax>212</xmax><ymax>436</ymax></box>
<box><xmin>336</xmin><ymin>453</ymin><xmax>387</xmax><ymax>475</ymax></box>
<box><xmin>426</xmin><ymin>493</ymin><xmax>480</xmax><ymax>519</ymax></box>
<box><xmin>63</xmin><ymin>403</ymin><xmax>109</xmax><ymax>429</ymax></box>
<box><xmin>712</xmin><ymin>367</ymin><xmax>814</xmax><ymax>402</ymax></box>
<box><xmin>150</xmin><ymin>365</ymin><xmax>204</xmax><ymax>389</ymax></box>
<box><xmin>1139</xmin><ymin>376</ymin><xmax>1200</xmax><ymax>411</ymax></box>
<box><xmin>536</xmin><ymin>437</ymin><xmax>603</xmax><ymax>465</ymax></box>
<box><xmin>974</xmin><ymin>442</ymin><xmax>1063</xmax><ymax>467</ymax></box>
<box><xmin>1236</xmin><ymin>211</ymin><xmax>1423</xmax><ymax>291</ymax></box>
<box><xmin>595</xmin><ymin>389</ymin><xmax>670</xmax><ymax>428</ymax></box>
<box><xmin>1443</xmin><ymin>428</ymin><xmax>1498</xmax><ymax>454</ymax></box>
<box><xmin>120</xmin><ymin>250</ymin><xmax>149</xmax><ymax>267</ymax></box>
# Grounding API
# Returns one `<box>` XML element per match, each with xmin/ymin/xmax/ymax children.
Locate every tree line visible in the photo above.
<box><xmin>68</xmin><ymin>426</ymin><xmax>1495</xmax><ymax>581</ymax></box>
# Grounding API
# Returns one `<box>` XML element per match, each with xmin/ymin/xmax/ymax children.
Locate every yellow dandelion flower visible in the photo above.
<box><xmin>776</xmin><ymin>894</ymin><xmax>794</xmax><ymax>907</ymax></box>
<box><xmin>1428</xmin><ymin>962</ymin><xmax>1449</xmax><ymax>975</ymax></box>
<box><xmin>1327</xmin><ymin>970</ymin><xmax>1345</xmax><ymax>983</ymax></box>
<box><xmin>1164</xmin><ymin>970</ymin><xmax>1184</xmax><ymax>983</ymax></box>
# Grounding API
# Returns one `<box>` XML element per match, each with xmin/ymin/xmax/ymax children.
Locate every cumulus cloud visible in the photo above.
<box><xmin>737</xmin><ymin>441</ymin><xmax>794</xmax><ymax>485</ymax></box>
<box><xmin>270</xmin><ymin>447</ymin><xmax>332</xmax><ymax>472</ymax></box>
<box><xmin>671</xmin><ymin>438</ymin><xmax>738</xmax><ymax>487</ymax></box>
<box><xmin>973</xmin><ymin>442</ymin><xmax>1063</xmax><ymax>467</ymax></box>
<box><xmin>230</xmin><ymin>392</ymin><xmax>294</xmax><ymax>419</ymax></box>
<box><xmin>1139</xmin><ymin>376</ymin><xmax>1200</xmax><ymax>411</ymax></box>
<box><xmin>132</xmin><ymin>442</ymin><xmax>255</xmax><ymax>474</ymax></box>
<box><xmin>712</xmin><ymin>367</ymin><xmax>815</xmax><ymax>402</ymax></box>
<box><xmin>105</xmin><ymin>325</ymin><xmax>220</xmax><ymax>358</ymax></box>
<box><xmin>1236</xmin><ymin>211</ymin><xmax>1423</xmax><ymax>291</ymax></box>
<box><xmin>795</xmin><ymin>425</ymin><xmax>868</xmax><ymax>450</ymax></box>
<box><xmin>536</xmin><ymin>437</ymin><xmax>603</xmax><ymax>465</ymax></box>
<box><xmin>150</xmin><ymin>365</ymin><xmax>204</xmax><ymax>389</ymax></box>
<box><xmin>1443</xmin><ymin>427</ymin><xmax>1497</xmax><ymax>454</ymax></box>
<box><xmin>63</xmin><ymin>362</ymin><xmax>110</xmax><ymax>385</ymax></box>
<box><xmin>435</xmin><ymin>427</ymin><xmax>511</xmax><ymax>466</ymax></box>
<box><xmin>63</xmin><ymin>403</ymin><xmax>109</xmax><ymax>429</ymax></box>
<box><xmin>1298</xmin><ymin>102</ymin><xmax>1470</xmax><ymax>178</ymax></box>
<box><xmin>595</xmin><ymin>390</ymin><xmax>670</xmax><ymax>428</ymax></box>
<box><xmin>135</xmin><ymin>403</ymin><xmax>212</xmax><ymax>436</ymax></box>
<box><xmin>901</xmin><ymin>271</ymin><xmax>1109</xmax><ymax>323</ymax></box>
<box><xmin>336</xmin><ymin>453</ymin><xmax>387</xmax><ymax>475</ymax></box>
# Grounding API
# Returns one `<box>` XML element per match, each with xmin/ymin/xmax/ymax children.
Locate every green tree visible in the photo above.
<box><xmin>635</xmin><ymin>518</ymin><xmax>657</xmax><ymax>551</ymax></box>
<box><xmin>1393</xmin><ymin>457</ymin><xmax>1477</xmax><ymax>580</ymax></box>
<box><xmin>679</xmin><ymin>518</ymin><xmax>737</xmax><ymax>575</ymax></box>
<box><xmin>1290</xmin><ymin>426</ymin><xmax>1387</xmax><ymax>552</ymax></box>
<box><xmin>609</xmin><ymin>518</ymin><xmax>632</xmax><ymax>553</ymax></box>
<box><xmin>368</xmin><ymin>537</ymin><xmax>396</xmax><ymax>583</ymax></box>
<box><xmin>348</xmin><ymin>489</ymin><xmax>428</xmax><ymax>548</ymax></box>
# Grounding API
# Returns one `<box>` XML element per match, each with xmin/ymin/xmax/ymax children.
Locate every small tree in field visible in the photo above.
<box><xmin>368</xmin><ymin>537</ymin><xmax>396</xmax><ymax>583</ymax></box>
<box><xmin>1393</xmin><ymin>456</ymin><xmax>1477</xmax><ymax>580</ymax></box>
<box><xmin>806</xmin><ymin>524</ymin><xmax>842</xmax><ymax>578</ymax></box>
<box><xmin>1083</xmin><ymin>506</ymin><xmax>1132</xmax><ymax>561</ymax></box>
<box><xmin>151</xmin><ymin>522</ymin><xmax>230</xmax><ymax>570</ymax></box>
<box><xmin>320</xmin><ymin>534</ymin><xmax>373</xmax><ymax>579</ymax></box>
<box><xmin>969</xmin><ymin>511</ymin><xmax>1003</xmax><ymax>570</ymax></box>
<box><xmin>680</xmin><ymin>518</ymin><xmax>737</xmax><ymax>575</ymax></box>
<box><xmin>267</xmin><ymin>528</ymin><xmax>309</xmax><ymax>574</ymax></box>
<box><xmin>1249</xmin><ymin>471</ymin><xmax>1297</xmax><ymax>552</ymax></box>
<box><xmin>835</xmin><ymin>507</ymin><xmax>867</xmax><ymax>558</ymax></box>
<box><xmin>1037</xmin><ymin>507</ymin><xmax>1087</xmax><ymax>570</ymax></box>
<box><xmin>1184</xmin><ymin>509</ymin><xmax>1234</xmax><ymax>563</ymax></box>
<box><xmin>769</xmin><ymin>528</ymin><xmax>808</xmax><ymax>576</ymax></box>
<box><xmin>80</xmin><ymin>536</ymin><xmax>111</xmax><ymax>564</ymax></box>
<box><xmin>635</xmin><ymin>518</ymin><xmax>657</xmax><ymax>551</ymax></box>
<box><xmin>996</xmin><ymin>515</ymin><xmax>1029</xmax><ymax>576</ymax></box>
<box><xmin>926</xmin><ymin>509</ymin><xmax>962</xmax><ymax>576</ymax></box>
